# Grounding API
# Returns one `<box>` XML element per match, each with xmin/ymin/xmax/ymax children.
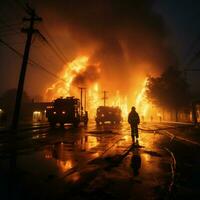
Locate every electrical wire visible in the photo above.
<box><xmin>36</xmin><ymin>31</ymin><xmax>68</xmax><ymax>65</ymax></box>
<box><xmin>39</xmin><ymin>24</ymin><xmax>69</xmax><ymax>63</ymax></box>
<box><xmin>42</xmin><ymin>24</ymin><xmax>69</xmax><ymax>61</ymax></box>
<box><xmin>0</xmin><ymin>37</ymin><xmax>67</xmax><ymax>83</ymax></box>
<box><xmin>0</xmin><ymin>4</ymin><xmax>69</xmax><ymax>83</ymax></box>
<box><xmin>31</xmin><ymin>43</ymin><xmax>63</xmax><ymax>70</ymax></box>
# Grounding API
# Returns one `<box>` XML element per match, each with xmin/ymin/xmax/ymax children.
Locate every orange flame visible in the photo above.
<box><xmin>111</xmin><ymin>91</ymin><xmax>128</xmax><ymax>119</ymax></box>
<box><xmin>88</xmin><ymin>83</ymin><xmax>101</xmax><ymax>117</ymax></box>
<box><xmin>135</xmin><ymin>77</ymin><xmax>150</xmax><ymax>117</ymax></box>
<box><xmin>45</xmin><ymin>55</ymin><xmax>151</xmax><ymax>120</ymax></box>
<box><xmin>45</xmin><ymin>56</ymin><xmax>89</xmax><ymax>100</ymax></box>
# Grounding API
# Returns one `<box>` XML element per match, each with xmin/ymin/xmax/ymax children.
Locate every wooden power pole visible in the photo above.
<box><xmin>102</xmin><ymin>91</ymin><xmax>108</xmax><ymax>106</ymax></box>
<box><xmin>79</xmin><ymin>87</ymin><xmax>86</xmax><ymax>116</ymax></box>
<box><xmin>11</xmin><ymin>7</ymin><xmax>42</xmax><ymax>131</ymax></box>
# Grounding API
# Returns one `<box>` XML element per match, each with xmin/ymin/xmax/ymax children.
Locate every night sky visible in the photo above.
<box><xmin>0</xmin><ymin>0</ymin><xmax>200</xmax><ymax>99</ymax></box>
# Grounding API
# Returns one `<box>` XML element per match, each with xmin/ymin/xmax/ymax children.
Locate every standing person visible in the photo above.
<box><xmin>128</xmin><ymin>106</ymin><xmax>140</xmax><ymax>143</ymax></box>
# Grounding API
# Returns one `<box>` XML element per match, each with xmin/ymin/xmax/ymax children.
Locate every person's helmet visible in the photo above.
<box><xmin>131</xmin><ymin>106</ymin><xmax>136</xmax><ymax>111</ymax></box>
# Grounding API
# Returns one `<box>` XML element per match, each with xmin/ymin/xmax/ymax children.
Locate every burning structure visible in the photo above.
<box><xmin>32</xmin><ymin>0</ymin><xmax>176</xmax><ymax>120</ymax></box>
<box><xmin>44</xmin><ymin>56</ymin><xmax>150</xmax><ymax>120</ymax></box>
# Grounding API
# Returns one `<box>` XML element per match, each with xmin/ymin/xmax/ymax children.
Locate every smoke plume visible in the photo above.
<box><xmin>73</xmin><ymin>65</ymin><xmax>100</xmax><ymax>86</ymax></box>
<box><xmin>33</xmin><ymin>0</ymin><xmax>175</xmax><ymax>95</ymax></box>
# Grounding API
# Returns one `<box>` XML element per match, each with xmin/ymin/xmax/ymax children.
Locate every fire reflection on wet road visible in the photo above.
<box><xmin>0</xmin><ymin>122</ymin><xmax>172</xmax><ymax>199</ymax></box>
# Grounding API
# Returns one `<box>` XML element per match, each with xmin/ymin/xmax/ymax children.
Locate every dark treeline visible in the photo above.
<box><xmin>146</xmin><ymin>66</ymin><xmax>191</xmax><ymax>121</ymax></box>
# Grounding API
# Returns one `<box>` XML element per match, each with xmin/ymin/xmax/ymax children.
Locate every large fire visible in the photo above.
<box><xmin>45</xmin><ymin>56</ymin><xmax>151</xmax><ymax>120</ymax></box>
<box><xmin>45</xmin><ymin>56</ymin><xmax>89</xmax><ymax>99</ymax></box>
<box><xmin>135</xmin><ymin>78</ymin><xmax>150</xmax><ymax>118</ymax></box>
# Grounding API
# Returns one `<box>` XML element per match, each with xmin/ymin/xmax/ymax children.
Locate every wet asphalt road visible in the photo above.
<box><xmin>0</xmin><ymin>122</ymin><xmax>199</xmax><ymax>200</ymax></box>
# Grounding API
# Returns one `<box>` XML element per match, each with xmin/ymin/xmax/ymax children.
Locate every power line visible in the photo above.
<box><xmin>42</xmin><ymin>24</ymin><xmax>69</xmax><ymax>61</ymax></box>
<box><xmin>29</xmin><ymin>60</ymin><xmax>66</xmax><ymax>82</ymax></box>
<box><xmin>0</xmin><ymin>37</ymin><xmax>67</xmax><ymax>83</ymax></box>
<box><xmin>31</xmin><ymin>43</ymin><xmax>63</xmax><ymax>70</ymax></box>
<box><xmin>11</xmin><ymin>2</ymin><xmax>40</xmax><ymax>130</ymax></box>
<box><xmin>40</xmin><ymin>24</ymin><xmax>69</xmax><ymax>62</ymax></box>
<box><xmin>36</xmin><ymin>31</ymin><xmax>68</xmax><ymax>64</ymax></box>
<box><xmin>0</xmin><ymin>38</ymin><xmax>23</xmax><ymax>57</ymax></box>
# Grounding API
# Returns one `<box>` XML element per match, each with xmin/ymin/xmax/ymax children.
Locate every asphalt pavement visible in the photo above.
<box><xmin>0</xmin><ymin>121</ymin><xmax>199</xmax><ymax>200</ymax></box>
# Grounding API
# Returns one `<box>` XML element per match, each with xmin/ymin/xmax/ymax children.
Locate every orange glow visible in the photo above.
<box><xmin>88</xmin><ymin>83</ymin><xmax>101</xmax><ymax>118</ymax></box>
<box><xmin>45</xmin><ymin>56</ymin><xmax>89</xmax><ymax>100</ymax></box>
<box><xmin>111</xmin><ymin>90</ymin><xmax>128</xmax><ymax>119</ymax></box>
<box><xmin>57</xmin><ymin>160</ymin><xmax>73</xmax><ymax>172</ymax></box>
<box><xmin>44</xmin><ymin>55</ymin><xmax>154</xmax><ymax>119</ymax></box>
<box><xmin>44</xmin><ymin>149</ymin><xmax>53</xmax><ymax>159</ymax></box>
<box><xmin>135</xmin><ymin>78</ymin><xmax>150</xmax><ymax>118</ymax></box>
<box><xmin>76</xmin><ymin>135</ymin><xmax>100</xmax><ymax>150</ymax></box>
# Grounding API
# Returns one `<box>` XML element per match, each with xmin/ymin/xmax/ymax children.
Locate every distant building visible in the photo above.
<box><xmin>0</xmin><ymin>102</ymin><xmax>52</xmax><ymax>126</ymax></box>
<box><xmin>23</xmin><ymin>102</ymin><xmax>52</xmax><ymax>122</ymax></box>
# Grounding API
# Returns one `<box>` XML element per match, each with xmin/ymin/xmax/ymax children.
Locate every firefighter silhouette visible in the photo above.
<box><xmin>128</xmin><ymin>106</ymin><xmax>140</xmax><ymax>143</ymax></box>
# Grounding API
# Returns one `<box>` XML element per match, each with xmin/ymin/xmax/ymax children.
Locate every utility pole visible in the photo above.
<box><xmin>84</xmin><ymin>88</ymin><xmax>87</xmax><ymax>111</ymax></box>
<box><xmin>11</xmin><ymin>7</ymin><xmax>42</xmax><ymax>131</ymax></box>
<box><xmin>79</xmin><ymin>87</ymin><xmax>86</xmax><ymax>116</ymax></box>
<box><xmin>102</xmin><ymin>91</ymin><xmax>108</xmax><ymax>106</ymax></box>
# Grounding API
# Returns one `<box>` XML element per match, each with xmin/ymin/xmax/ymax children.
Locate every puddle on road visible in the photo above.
<box><xmin>0</xmin><ymin>133</ymin><xmax>107</xmax><ymax>183</ymax></box>
<box><xmin>0</xmin><ymin>123</ymin><xmax>171</xmax><ymax>199</ymax></box>
<box><xmin>77</xmin><ymin>134</ymin><xmax>171</xmax><ymax>200</ymax></box>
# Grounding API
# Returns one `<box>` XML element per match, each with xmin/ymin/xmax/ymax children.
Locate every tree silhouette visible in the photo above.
<box><xmin>146</xmin><ymin>66</ymin><xmax>190</xmax><ymax>121</ymax></box>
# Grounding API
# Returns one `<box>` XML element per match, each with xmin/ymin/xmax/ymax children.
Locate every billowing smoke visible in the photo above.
<box><xmin>73</xmin><ymin>65</ymin><xmax>100</xmax><ymax>86</ymax></box>
<box><xmin>33</xmin><ymin>0</ymin><xmax>175</xmax><ymax>96</ymax></box>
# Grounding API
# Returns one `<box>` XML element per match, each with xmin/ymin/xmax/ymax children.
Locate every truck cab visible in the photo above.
<box><xmin>46</xmin><ymin>97</ymin><xmax>88</xmax><ymax>127</ymax></box>
<box><xmin>95</xmin><ymin>106</ymin><xmax>122</xmax><ymax>125</ymax></box>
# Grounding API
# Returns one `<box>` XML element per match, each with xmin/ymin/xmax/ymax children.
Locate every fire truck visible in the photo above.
<box><xmin>46</xmin><ymin>97</ymin><xmax>88</xmax><ymax>127</ymax></box>
<box><xmin>95</xmin><ymin>106</ymin><xmax>122</xmax><ymax>125</ymax></box>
